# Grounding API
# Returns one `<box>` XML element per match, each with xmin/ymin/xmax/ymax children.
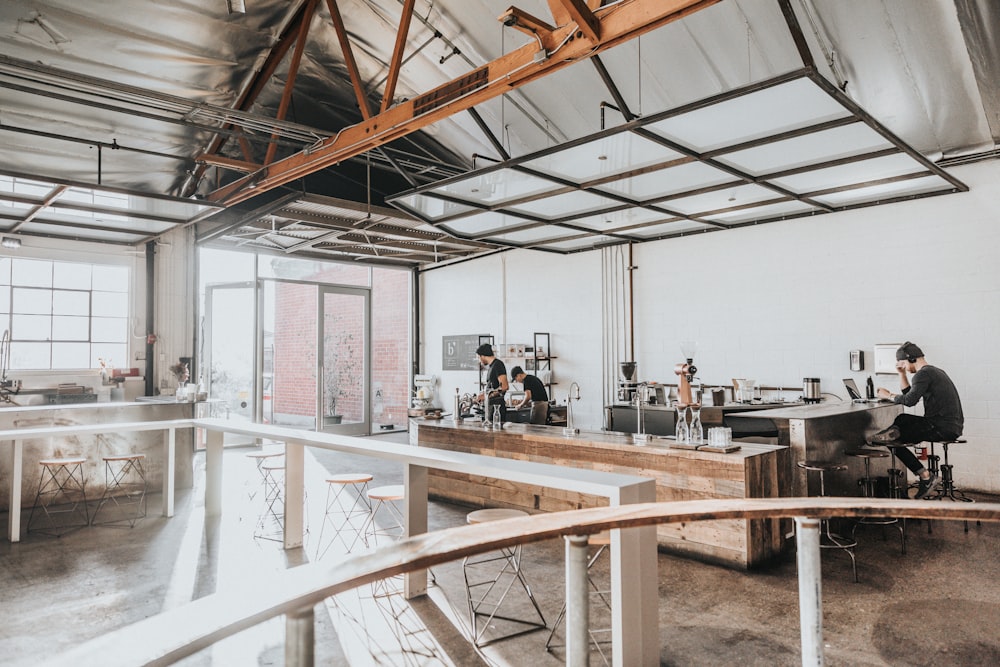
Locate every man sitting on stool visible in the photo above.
<box><xmin>510</xmin><ymin>366</ymin><xmax>549</xmax><ymax>409</ymax></box>
<box><xmin>867</xmin><ymin>341</ymin><xmax>964</xmax><ymax>499</ymax></box>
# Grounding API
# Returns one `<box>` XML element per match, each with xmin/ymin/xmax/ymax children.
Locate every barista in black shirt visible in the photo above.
<box><xmin>510</xmin><ymin>366</ymin><xmax>548</xmax><ymax>408</ymax></box>
<box><xmin>475</xmin><ymin>343</ymin><xmax>508</xmax><ymax>421</ymax></box>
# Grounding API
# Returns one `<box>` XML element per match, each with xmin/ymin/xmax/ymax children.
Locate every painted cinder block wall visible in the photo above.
<box><xmin>420</xmin><ymin>160</ymin><xmax>1000</xmax><ymax>493</ymax></box>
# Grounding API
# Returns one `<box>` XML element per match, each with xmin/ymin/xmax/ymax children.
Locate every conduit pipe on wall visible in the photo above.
<box><xmin>144</xmin><ymin>240</ymin><xmax>155</xmax><ymax>396</ymax></box>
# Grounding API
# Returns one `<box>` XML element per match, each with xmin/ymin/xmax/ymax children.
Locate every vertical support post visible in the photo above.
<box><xmin>565</xmin><ymin>535</ymin><xmax>590</xmax><ymax>667</ymax></box>
<box><xmin>611</xmin><ymin>479</ymin><xmax>658</xmax><ymax>666</ymax></box>
<box><xmin>7</xmin><ymin>439</ymin><xmax>23</xmax><ymax>542</ymax></box>
<box><xmin>204</xmin><ymin>428</ymin><xmax>224</xmax><ymax>516</ymax></box>
<box><xmin>284</xmin><ymin>439</ymin><xmax>305</xmax><ymax>549</ymax></box>
<box><xmin>162</xmin><ymin>427</ymin><xmax>176</xmax><ymax>517</ymax></box>
<box><xmin>285</xmin><ymin>604</ymin><xmax>315</xmax><ymax>667</ymax></box>
<box><xmin>795</xmin><ymin>516</ymin><xmax>824</xmax><ymax>667</ymax></box>
<box><xmin>403</xmin><ymin>463</ymin><xmax>428</xmax><ymax>598</ymax></box>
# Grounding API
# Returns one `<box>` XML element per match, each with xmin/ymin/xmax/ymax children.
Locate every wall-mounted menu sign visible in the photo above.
<box><xmin>442</xmin><ymin>335</ymin><xmax>484</xmax><ymax>371</ymax></box>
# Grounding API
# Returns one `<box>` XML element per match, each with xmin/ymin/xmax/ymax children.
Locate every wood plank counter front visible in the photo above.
<box><xmin>413</xmin><ymin>420</ymin><xmax>791</xmax><ymax>569</ymax></box>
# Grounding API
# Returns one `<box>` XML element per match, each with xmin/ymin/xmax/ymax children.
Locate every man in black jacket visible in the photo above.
<box><xmin>867</xmin><ymin>341</ymin><xmax>964</xmax><ymax>499</ymax></box>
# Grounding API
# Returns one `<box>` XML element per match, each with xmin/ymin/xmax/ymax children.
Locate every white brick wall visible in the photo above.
<box><xmin>421</xmin><ymin>159</ymin><xmax>1000</xmax><ymax>493</ymax></box>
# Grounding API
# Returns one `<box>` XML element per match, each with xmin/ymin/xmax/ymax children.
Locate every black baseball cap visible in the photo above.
<box><xmin>476</xmin><ymin>343</ymin><xmax>494</xmax><ymax>356</ymax></box>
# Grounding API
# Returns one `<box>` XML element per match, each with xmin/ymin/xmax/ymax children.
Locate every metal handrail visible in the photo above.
<box><xmin>39</xmin><ymin>497</ymin><xmax>999</xmax><ymax>667</ymax></box>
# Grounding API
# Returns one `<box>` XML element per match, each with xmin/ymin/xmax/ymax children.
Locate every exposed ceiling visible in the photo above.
<box><xmin>0</xmin><ymin>0</ymin><xmax>997</xmax><ymax>268</ymax></box>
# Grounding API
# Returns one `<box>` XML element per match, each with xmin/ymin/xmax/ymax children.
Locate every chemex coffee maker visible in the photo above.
<box><xmin>618</xmin><ymin>361</ymin><xmax>639</xmax><ymax>403</ymax></box>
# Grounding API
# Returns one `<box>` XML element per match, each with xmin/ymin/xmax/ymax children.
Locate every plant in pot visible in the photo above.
<box><xmin>323</xmin><ymin>331</ymin><xmax>360</xmax><ymax>426</ymax></box>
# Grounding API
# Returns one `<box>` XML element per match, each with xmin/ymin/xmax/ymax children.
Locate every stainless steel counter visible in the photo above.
<box><xmin>742</xmin><ymin>400</ymin><xmax>902</xmax><ymax>497</ymax></box>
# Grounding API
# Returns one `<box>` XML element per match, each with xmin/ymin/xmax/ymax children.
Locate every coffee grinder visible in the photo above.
<box><xmin>618</xmin><ymin>361</ymin><xmax>638</xmax><ymax>403</ymax></box>
<box><xmin>673</xmin><ymin>341</ymin><xmax>698</xmax><ymax>407</ymax></box>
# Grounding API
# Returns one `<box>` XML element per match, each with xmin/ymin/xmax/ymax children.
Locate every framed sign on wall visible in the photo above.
<box><xmin>873</xmin><ymin>343</ymin><xmax>901</xmax><ymax>374</ymax></box>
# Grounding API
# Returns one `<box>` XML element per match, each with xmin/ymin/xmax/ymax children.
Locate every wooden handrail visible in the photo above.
<box><xmin>39</xmin><ymin>497</ymin><xmax>999</xmax><ymax>667</ymax></box>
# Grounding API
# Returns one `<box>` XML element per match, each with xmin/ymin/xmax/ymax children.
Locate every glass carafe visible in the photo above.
<box><xmin>688</xmin><ymin>407</ymin><xmax>703</xmax><ymax>444</ymax></box>
<box><xmin>675</xmin><ymin>405</ymin><xmax>689</xmax><ymax>443</ymax></box>
<box><xmin>492</xmin><ymin>404</ymin><xmax>502</xmax><ymax>428</ymax></box>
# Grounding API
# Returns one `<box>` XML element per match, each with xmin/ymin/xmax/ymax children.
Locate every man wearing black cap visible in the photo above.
<box><xmin>867</xmin><ymin>341</ymin><xmax>964</xmax><ymax>499</ymax></box>
<box><xmin>475</xmin><ymin>343</ymin><xmax>508</xmax><ymax>422</ymax></box>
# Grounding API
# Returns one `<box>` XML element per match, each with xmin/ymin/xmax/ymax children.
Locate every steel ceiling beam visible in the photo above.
<box><xmin>207</xmin><ymin>0</ymin><xmax>723</xmax><ymax>205</ymax></box>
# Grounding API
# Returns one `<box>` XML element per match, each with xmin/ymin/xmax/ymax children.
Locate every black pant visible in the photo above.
<box><xmin>890</xmin><ymin>413</ymin><xmax>956</xmax><ymax>475</ymax></box>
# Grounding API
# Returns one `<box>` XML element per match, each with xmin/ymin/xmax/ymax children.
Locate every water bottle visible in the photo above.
<box><xmin>689</xmin><ymin>408</ymin><xmax>703</xmax><ymax>444</ymax></box>
<box><xmin>675</xmin><ymin>405</ymin><xmax>689</xmax><ymax>443</ymax></box>
<box><xmin>492</xmin><ymin>404</ymin><xmax>502</xmax><ymax>428</ymax></box>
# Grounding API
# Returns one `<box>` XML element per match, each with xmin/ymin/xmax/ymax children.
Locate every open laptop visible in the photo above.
<box><xmin>844</xmin><ymin>378</ymin><xmax>890</xmax><ymax>403</ymax></box>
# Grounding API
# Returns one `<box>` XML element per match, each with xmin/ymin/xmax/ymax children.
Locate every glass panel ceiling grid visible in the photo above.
<box><xmin>0</xmin><ymin>173</ymin><xmax>219</xmax><ymax>245</ymax></box>
<box><xmin>387</xmin><ymin>73</ymin><xmax>965</xmax><ymax>256</ymax></box>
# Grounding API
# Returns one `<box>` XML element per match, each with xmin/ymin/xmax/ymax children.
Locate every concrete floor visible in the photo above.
<box><xmin>2</xmin><ymin>432</ymin><xmax>1000</xmax><ymax>666</ymax></box>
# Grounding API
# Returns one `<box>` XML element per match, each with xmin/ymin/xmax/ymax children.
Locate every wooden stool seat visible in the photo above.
<box><xmin>368</xmin><ymin>484</ymin><xmax>404</xmax><ymax>502</ymax></box>
<box><xmin>101</xmin><ymin>453</ymin><xmax>145</xmax><ymax>463</ymax></box>
<box><xmin>326</xmin><ymin>473</ymin><xmax>374</xmax><ymax>485</ymax></box>
<box><xmin>844</xmin><ymin>449</ymin><xmax>889</xmax><ymax>460</ymax></box>
<box><xmin>39</xmin><ymin>456</ymin><xmax>87</xmax><ymax>466</ymax></box>
<box><xmin>467</xmin><ymin>508</ymin><xmax>528</xmax><ymax>524</ymax></box>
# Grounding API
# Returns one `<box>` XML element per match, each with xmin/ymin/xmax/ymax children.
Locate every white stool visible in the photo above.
<box><xmin>91</xmin><ymin>454</ymin><xmax>147</xmax><ymax>528</ymax></box>
<box><xmin>26</xmin><ymin>456</ymin><xmax>90</xmax><ymax>537</ymax></box>
<box><xmin>315</xmin><ymin>473</ymin><xmax>373</xmax><ymax>559</ymax></box>
<box><xmin>364</xmin><ymin>484</ymin><xmax>406</xmax><ymax>546</ymax></box>
<box><xmin>546</xmin><ymin>531</ymin><xmax>612</xmax><ymax>665</ymax></box>
<box><xmin>463</xmin><ymin>508</ymin><xmax>547</xmax><ymax>647</ymax></box>
<box><xmin>245</xmin><ymin>449</ymin><xmax>284</xmax><ymax>502</ymax></box>
<box><xmin>254</xmin><ymin>459</ymin><xmax>286</xmax><ymax>542</ymax></box>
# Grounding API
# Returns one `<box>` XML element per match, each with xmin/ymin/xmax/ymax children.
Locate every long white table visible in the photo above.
<box><xmin>4</xmin><ymin>416</ymin><xmax>659</xmax><ymax>665</ymax></box>
<box><xmin>1</xmin><ymin>418</ymin><xmax>192</xmax><ymax>543</ymax></box>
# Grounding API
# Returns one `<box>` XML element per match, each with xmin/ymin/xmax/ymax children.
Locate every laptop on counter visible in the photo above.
<box><xmin>844</xmin><ymin>378</ymin><xmax>891</xmax><ymax>403</ymax></box>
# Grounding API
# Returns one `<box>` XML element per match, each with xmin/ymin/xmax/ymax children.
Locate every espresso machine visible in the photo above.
<box><xmin>618</xmin><ymin>361</ymin><xmax>639</xmax><ymax>403</ymax></box>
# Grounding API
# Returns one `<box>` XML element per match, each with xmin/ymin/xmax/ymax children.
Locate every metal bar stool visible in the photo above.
<box><xmin>797</xmin><ymin>461</ymin><xmax>859</xmax><ymax>582</ymax></box>
<box><xmin>546</xmin><ymin>531</ymin><xmax>612</xmax><ymax>665</ymax></box>
<box><xmin>924</xmin><ymin>439</ymin><xmax>976</xmax><ymax>533</ymax></box>
<box><xmin>315</xmin><ymin>473</ymin><xmax>373</xmax><ymax>559</ymax></box>
<box><xmin>363</xmin><ymin>484</ymin><xmax>407</xmax><ymax>598</ymax></box>
<box><xmin>91</xmin><ymin>454</ymin><xmax>147</xmax><ymax>528</ymax></box>
<box><xmin>26</xmin><ymin>456</ymin><xmax>90</xmax><ymax>537</ymax></box>
<box><xmin>463</xmin><ymin>508</ymin><xmax>547</xmax><ymax>647</ymax></box>
<box><xmin>845</xmin><ymin>449</ymin><xmax>905</xmax><ymax>555</ymax></box>
<box><xmin>245</xmin><ymin>448</ymin><xmax>284</xmax><ymax>502</ymax></box>
<box><xmin>254</xmin><ymin>459</ymin><xmax>287</xmax><ymax>542</ymax></box>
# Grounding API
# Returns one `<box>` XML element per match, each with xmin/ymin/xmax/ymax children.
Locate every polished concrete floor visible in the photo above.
<box><xmin>2</xmin><ymin>433</ymin><xmax>1000</xmax><ymax>666</ymax></box>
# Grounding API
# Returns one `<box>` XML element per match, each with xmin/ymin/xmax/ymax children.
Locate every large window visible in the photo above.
<box><xmin>0</xmin><ymin>257</ymin><xmax>129</xmax><ymax>370</ymax></box>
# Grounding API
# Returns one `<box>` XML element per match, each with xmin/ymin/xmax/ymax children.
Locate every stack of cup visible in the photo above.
<box><xmin>706</xmin><ymin>427</ymin><xmax>733</xmax><ymax>448</ymax></box>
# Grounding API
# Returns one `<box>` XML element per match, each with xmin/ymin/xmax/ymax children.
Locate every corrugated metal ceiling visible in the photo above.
<box><xmin>0</xmin><ymin>0</ymin><xmax>996</xmax><ymax>267</ymax></box>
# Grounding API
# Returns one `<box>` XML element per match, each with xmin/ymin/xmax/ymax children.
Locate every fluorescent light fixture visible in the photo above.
<box><xmin>0</xmin><ymin>237</ymin><xmax>21</xmax><ymax>249</ymax></box>
<box><xmin>226</xmin><ymin>0</ymin><xmax>246</xmax><ymax>14</ymax></box>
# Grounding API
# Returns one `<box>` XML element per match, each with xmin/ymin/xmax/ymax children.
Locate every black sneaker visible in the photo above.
<box><xmin>915</xmin><ymin>473</ymin><xmax>941</xmax><ymax>499</ymax></box>
<box><xmin>866</xmin><ymin>425</ymin><xmax>901</xmax><ymax>445</ymax></box>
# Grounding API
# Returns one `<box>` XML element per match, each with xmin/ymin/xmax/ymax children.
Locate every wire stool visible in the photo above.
<box><xmin>922</xmin><ymin>439</ymin><xmax>976</xmax><ymax>533</ymax></box>
<box><xmin>797</xmin><ymin>461</ymin><xmax>859</xmax><ymax>581</ymax></box>
<box><xmin>254</xmin><ymin>459</ymin><xmax>287</xmax><ymax>542</ymax></box>
<box><xmin>26</xmin><ymin>457</ymin><xmax>90</xmax><ymax>537</ymax></box>
<box><xmin>463</xmin><ymin>508</ymin><xmax>547</xmax><ymax>647</ymax></box>
<box><xmin>315</xmin><ymin>473</ymin><xmax>373</xmax><ymax>559</ymax></box>
<box><xmin>245</xmin><ymin>448</ymin><xmax>284</xmax><ymax>502</ymax></box>
<box><xmin>546</xmin><ymin>531</ymin><xmax>612</xmax><ymax>665</ymax></box>
<box><xmin>91</xmin><ymin>454</ymin><xmax>147</xmax><ymax>528</ymax></box>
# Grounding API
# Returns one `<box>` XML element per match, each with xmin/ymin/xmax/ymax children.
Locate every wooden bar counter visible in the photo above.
<box><xmin>412</xmin><ymin>419</ymin><xmax>792</xmax><ymax>569</ymax></box>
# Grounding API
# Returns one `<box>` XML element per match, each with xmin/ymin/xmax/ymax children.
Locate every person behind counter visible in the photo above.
<box><xmin>474</xmin><ymin>343</ymin><xmax>508</xmax><ymax>422</ymax></box>
<box><xmin>867</xmin><ymin>341</ymin><xmax>964</xmax><ymax>499</ymax></box>
<box><xmin>509</xmin><ymin>366</ymin><xmax>548</xmax><ymax>408</ymax></box>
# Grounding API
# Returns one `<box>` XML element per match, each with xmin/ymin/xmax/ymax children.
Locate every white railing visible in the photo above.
<box><xmin>37</xmin><ymin>497</ymin><xmax>998</xmax><ymax>667</ymax></box>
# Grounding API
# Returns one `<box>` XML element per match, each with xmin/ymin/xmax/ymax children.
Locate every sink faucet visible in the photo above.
<box><xmin>563</xmin><ymin>382</ymin><xmax>581</xmax><ymax>436</ymax></box>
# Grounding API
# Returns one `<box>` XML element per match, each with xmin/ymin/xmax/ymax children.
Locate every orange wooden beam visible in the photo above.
<box><xmin>552</xmin><ymin>0</ymin><xmax>600</xmax><ymax>41</ymax></box>
<box><xmin>265</xmin><ymin>0</ymin><xmax>318</xmax><ymax>165</ymax></box>
<box><xmin>380</xmin><ymin>0</ymin><xmax>417</xmax><ymax>114</ymax></box>
<box><xmin>499</xmin><ymin>7</ymin><xmax>556</xmax><ymax>37</ymax></box>
<box><xmin>208</xmin><ymin>0</ymin><xmax>722</xmax><ymax>205</ymax></box>
<box><xmin>325</xmin><ymin>0</ymin><xmax>372</xmax><ymax>120</ymax></box>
